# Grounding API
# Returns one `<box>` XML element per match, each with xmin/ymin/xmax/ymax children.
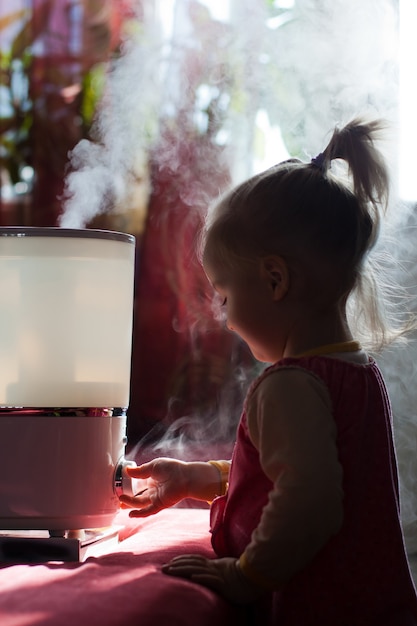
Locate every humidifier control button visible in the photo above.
<box><xmin>114</xmin><ymin>459</ymin><xmax>137</xmax><ymax>498</ymax></box>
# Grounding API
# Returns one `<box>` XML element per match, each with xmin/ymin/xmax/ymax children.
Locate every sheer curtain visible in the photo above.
<box><xmin>2</xmin><ymin>0</ymin><xmax>417</xmax><ymax>565</ymax></box>
<box><xmin>134</xmin><ymin>0</ymin><xmax>417</xmax><ymax>564</ymax></box>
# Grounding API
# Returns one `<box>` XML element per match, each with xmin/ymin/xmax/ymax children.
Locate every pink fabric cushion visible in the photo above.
<box><xmin>0</xmin><ymin>509</ymin><xmax>244</xmax><ymax>626</ymax></box>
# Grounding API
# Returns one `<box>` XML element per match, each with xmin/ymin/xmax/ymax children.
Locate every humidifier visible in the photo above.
<box><xmin>0</xmin><ymin>227</ymin><xmax>137</xmax><ymax>560</ymax></box>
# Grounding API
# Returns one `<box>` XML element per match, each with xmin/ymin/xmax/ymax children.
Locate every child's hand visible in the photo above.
<box><xmin>162</xmin><ymin>555</ymin><xmax>264</xmax><ymax>604</ymax></box>
<box><xmin>119</xmin><ymin>457</ymin><xmax>190</xmax><ymax>517</ymax></box>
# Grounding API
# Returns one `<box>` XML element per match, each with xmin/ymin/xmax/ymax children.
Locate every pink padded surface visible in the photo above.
<box><xmin>0</xmin><ymin>508</ymin><xmax>244</xmax><ymax>626</ymax></box>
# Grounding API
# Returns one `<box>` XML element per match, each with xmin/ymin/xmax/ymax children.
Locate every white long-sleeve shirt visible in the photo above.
<box><xmin>212</xmin><ymin>349</ymin><xmax>367</xmax><ymax>587</ymax></box>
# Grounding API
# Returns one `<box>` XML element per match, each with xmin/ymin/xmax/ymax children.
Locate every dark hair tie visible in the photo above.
<box><xmin>311</xmin><ymin>152</ymin><xmax>326</xmax><ymax>172</ymax></box>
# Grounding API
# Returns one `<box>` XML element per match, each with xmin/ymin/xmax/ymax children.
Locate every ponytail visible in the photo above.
<box><xmin>314</xmin><ymin>118</ymin><xmax>407</xmax><ymax>351</ymax></box>
<box><xmin>320</xmin><ymin>117</ymin><xmax>389</xmax><ymax>214</ymax></box>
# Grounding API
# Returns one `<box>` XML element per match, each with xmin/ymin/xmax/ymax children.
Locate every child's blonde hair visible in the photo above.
<box><xmin>202</xmin><ymin>118</ymin><xmax>406</xmax><ymax>352</ymax></box>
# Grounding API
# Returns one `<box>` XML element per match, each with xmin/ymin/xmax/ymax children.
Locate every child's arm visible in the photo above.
<box><xmin>119</xmin><ymin>458</ymin><xmax>230</xmax><ymax>517</ymax></box>
<box><xmin>239</xmin><ymin>367</ymin><xmax>343</xmax><ymax>588</ymax></box>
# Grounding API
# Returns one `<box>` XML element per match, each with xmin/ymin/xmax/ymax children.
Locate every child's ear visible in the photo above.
<box><xmin>260</xmin><ymin>256</ymin><xmax>290</xmax><ymax>301</ymax></box>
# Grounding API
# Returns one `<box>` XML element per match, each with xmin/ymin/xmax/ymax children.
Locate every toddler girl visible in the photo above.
<box><xmin>121</xmin><ymin>119</ymin><xmax>417</xmax><ymax>625</ymax></box>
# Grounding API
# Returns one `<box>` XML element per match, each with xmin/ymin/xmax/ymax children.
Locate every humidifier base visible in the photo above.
<box><xmin>0</xmin><ymin>526</ymin><xmax>121</xmax><ymax>563</ymax></box>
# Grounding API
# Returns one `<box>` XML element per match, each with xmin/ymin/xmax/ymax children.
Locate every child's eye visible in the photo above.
<box><xmin>221</xmin><ymin>297</ymin><xmax>227</xmax><ymax>306</ymax></box>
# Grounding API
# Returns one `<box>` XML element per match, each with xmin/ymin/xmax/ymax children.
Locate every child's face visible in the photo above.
<box><xmin>204</xmin><ymin>258</ymin><xmax>285</xmax><ymax>363</ymax></box>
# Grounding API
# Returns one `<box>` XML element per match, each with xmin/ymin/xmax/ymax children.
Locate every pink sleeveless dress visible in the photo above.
<box><xmin>210</xmin><ymin>356</ymin><xmax>417</xmax><ymax>625</ymax></box>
